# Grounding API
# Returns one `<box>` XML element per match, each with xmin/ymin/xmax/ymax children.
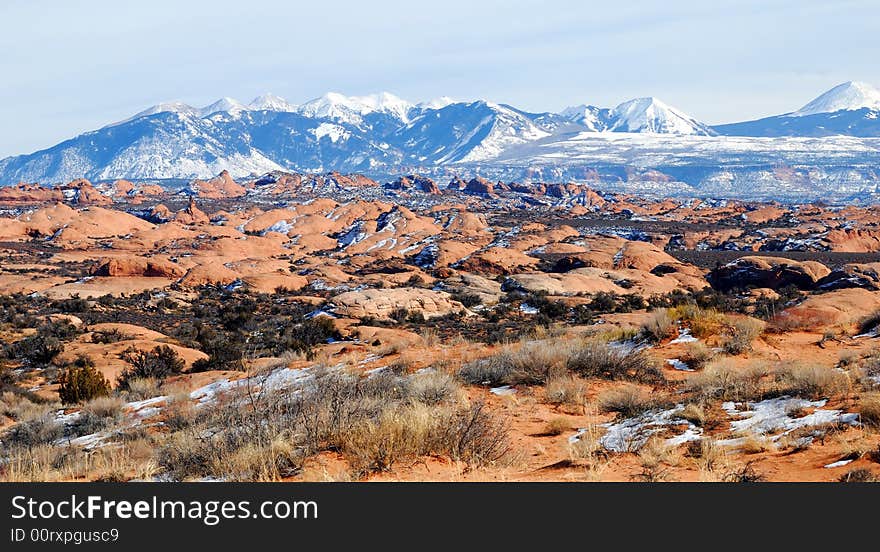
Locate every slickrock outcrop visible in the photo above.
<box><xmin>91</xmin><ymin>257</ymin><xmax>185</xmax><ymax>278</ymax></box>
<box><xmin>330</xmin><ymin>288</ymin><xmax>465</xmax><ymax>320</ymax></box>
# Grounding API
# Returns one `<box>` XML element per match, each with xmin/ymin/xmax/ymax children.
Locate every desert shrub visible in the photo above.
<box><xmin>838</xmin><ymin>468</ymin><xmax>878</xmax><ymax>483</ymax></box>
<box><xmin>858</xmin><ymin>310</ymin><xmax>880</xmax><ymax>335</ymax></box>
<box><xmin>567</xmin><ymin>341</ymin><xmax>664</xmax><ymax>384</ymax></box>
<box><xmin>440</xmin><ymin>401</ymin><xmax>509</xmax><ymax>466</ymax></box>
<box><xmin>273</xmin><ymin>316</ymin><xmax>340</xmax><ymax>358</ymax></box>
<box><xmin>52</xmin><ymin>295</ymin><xmax>90</xmax><ymax>313</ymax></box>
<box><xmin>858</xmin><ymin>392</ymin><xmax>880</xmax><ymax>427</ymax></box>
<box><xmin>57</xmin><ymin>356</ymin><xmax>110</xmax><ymax>404</ymax></box>
<box><xmin>598</xmin><ymin>385</ymin><xmax>659</xmax><ymax>418</ymax></box>
<box><xmin>680</xmin><ymin>342</ymin><xmax>714</xmax><ymax>370</ymax></box>
<box><xmin>544</xmin><ymin>375</ymin><xmax>587</xmax><ymax>407</ymax></box>
<box><xmin>5</xmin><ymin>413</ymin><xmax>63</xmax><ymax>448</ymax></box>
<box><xmin>670</xmin><ymin>304</ymin><xmax>725</xmax><ymax>338</ymax></box>
<box><xmin>641</xmin><ymin>309</ymin><xmax>676</xmax><ymax>342</ymax></box>
<box><xmin>458</xmin><ymin>339</ymin><xmax>569</xmax><ymax>386</ymax></box>
<box><xmin>118</xmin><ymin>346</ymin><xmax>185</xmax><ymax>390</ymax></box>
<box><xmin>773</xmin><ymin>363</ymin><xmax>851</xmax><ymax>399</ymax></box>
<box><xmin>686</xmin><ymin>360</ymin><xmax>769</xmax><ymax>402</ymax></box>
<box><xmin>67</xmin><ymin>396</ymin><xmax>124</xmax><ymax>438</ymax></box>
<box><xmin>408</xmin><ymin>370</ymin><xmax>459</xmax><ymax>405</ymax></box>
<box><xmin>5</xmin><ymin>334</ymin><xmax>63</xmax><ymax>367</ymax></box>
<box><xmin>189</xmin><ymin>326</ymin><xmax>245</xmax><ymax>372</ymax></box>
<box><xmin>121</xmin><ymin>378</ymin><xmax>161</xmax><ymax>401</ymax></box>
<box><xmin>720</xmin><ymin>317</ymin><xmax>764</xmax><ymax>355</ymax></box>
<box><xmin>721</xmin><ymin>462</ymin><xmax>765</xmax><ymax>483</ymax></box>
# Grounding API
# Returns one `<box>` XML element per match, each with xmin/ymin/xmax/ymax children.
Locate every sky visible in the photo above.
<box><xmin>1</xmin><ymin>0</ymin><xmax>878</xmax><ymax>157</ymax></box>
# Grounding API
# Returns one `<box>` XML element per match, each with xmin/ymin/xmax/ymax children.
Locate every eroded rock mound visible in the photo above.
<box><xmin>330</xmin><ymin>287</ymin><xmax>465</xmax><ymax>320</ymax></box>
<box><xmin>708</xmin><ymin>256</ymin><xmax>830</xmax><ymax>291</ymax></box>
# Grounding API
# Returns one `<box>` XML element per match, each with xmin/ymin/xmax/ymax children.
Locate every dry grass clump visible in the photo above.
<box><xmin>736</xmin><ymin>432</ymin><xmax>774</xmax><ymax>454</ymax></box>
<box><xmin>858</xmin><ymin>392</ymin><xmax>880</xmax><ymax>427</ymax></box>
<box><xmin>4</xmin><ymin>411</ymin><xmax>63</xmax><ymax>448</ymax></box>
<box><xmin>686</xmin><ymin>360</ymin><xmax>769</xmax><ymax>402</ymax></box>
<box><xmin>641</xmin><ymin>309</ymin><xmax>676</xmax><ymax>342</ymax></box>
<box><xmin>67</xmin><ymin>396</ymin><xmax>125</xmax><ymax>438</ymax></box>
<box><xmin>120</xmin><ymin>377</ymin><xmax>162</xmax><ymax>401</ymax></box>
<box><xmin>544</xmin><ymin>375</ymin><xmax>587</xmax><ymax>409</ymax></box>
<box><xmin>676</xmin><ymin>403</ymin><xmax>707</xmax><ymax>427</ymax></box>
<box><xmin>680</xmin><ymin>342</ymin><xmax>714</xmax><ymax>370</ymax></box>
<box><xmin>686</xmin><ymin>438</ymin><xmax>726</xmax><ymax>474</ymax></box>
<box><xmin>568</xmin><ymin>422</ymin><xmax>608</xmax><ymax>480</ymax></box>
<box><xmin>635</xmin><ymin>436</ymin><xmax>678</xmax><ymax>482</ymax></box>
<box><xmin>408</xmin><ymin>370</ymin><xmax>460</xmax><ymax>405</ymax></box>
<box><xmin>772</xmin><ymin>363</ymin><xmax>852</xmax><ymax>399</ymax></box>
<box><xmin>719</xmin><ymin>317</ymin><xmax>764</xmax><ymax>355</ymax></box>
<box><xmin>0</xmin><ymin>391</ymin><xmax>53</xmax><ymax>421</ymax></box>
<box><xmin>542</xmin><ymin>417</ymin><xmax>571</xmax><ymax>436</ymax></box>
<box><xmin>597</xmin><ymin>384</ymin><xmax>658</xmax><ymax>418</ymax></box>
<box><xmin>670</xmin><ymin>304</ymin><xmax>726</xmax><ymax>339</ymax></box>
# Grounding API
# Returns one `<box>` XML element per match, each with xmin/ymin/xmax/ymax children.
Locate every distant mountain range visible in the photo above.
<box><xmin>2</xmin><ymin>81</ymin><xmax>880</xmax><ymax>201</ymax></box>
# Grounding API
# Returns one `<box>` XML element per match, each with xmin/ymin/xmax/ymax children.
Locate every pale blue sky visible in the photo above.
<box><xmin>1</xmin><ymin>0</ymin><xmax>878</xmax><ymax>157</ymax></box>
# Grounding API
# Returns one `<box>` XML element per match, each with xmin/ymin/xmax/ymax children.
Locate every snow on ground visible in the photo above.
<box><xmin>569</xmin><ymin>404</ymin><xmax>702</xmax><ymax>452</ymax></box>
<box><xmin>669</xmin><ymin>328</ymin><xmax>698</xmax><ymax>344</ymax></box>
<box><xmin>666</xmin><ymin>358</ymin><xmax>693</xmax><ymax>371</ymax></box>
<box><xmin>722</xmin><ymin>396</ymin><xmax>859</xmax><ymax>437</ymax></box>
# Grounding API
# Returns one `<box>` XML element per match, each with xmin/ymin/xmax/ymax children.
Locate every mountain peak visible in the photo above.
<box><xmin>609</xmin><ymin>97</ymin><xmax>713</xmax><ymax>135</ymax></box>
<box><xmin>201</xmin><ymin>97</ymin><xmax>248</xmax><ymax>116</ymax></box>
<box><xmin>248</xmin><ymin>93</ymin><xmax>296</xmax><ymax>112</ymax></box>
<box><xmin>792</xmin><ymin>81</ymin><xmax>880</xmax><ymax>117</ymax></box>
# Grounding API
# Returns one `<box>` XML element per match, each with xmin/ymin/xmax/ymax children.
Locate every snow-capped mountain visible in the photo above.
<box><xmin>296</xmin><ymin>92</ymin><xmax>415</xmax><ymax>125</ymax></box>
<box><xmin>791</xmin><ymin>81</ymin><xmax>880</xmax><ymax>116</ymax></box>
<box><xmin>714</xmin><ymin>81</ymin><xmax>880</xmax><ymax>137</ymax></box>
<box><xmin>248</xmin><ymin>93</ymin><xmax>296</xmax><ymax>112</ymax></box>
<box><xmin>607</xmin><ymin>97</ymin><xmax>715</xmax><ymax>135</ymax></box>
<box><xmin>393</xmin><ymin>101</ymin><xmax>550</xmax><ymax>163</ymax></box>
<box><xmin>3</xmin><ymin>82</ymin><xmax>880</xmax><ymax>201</ymax></box>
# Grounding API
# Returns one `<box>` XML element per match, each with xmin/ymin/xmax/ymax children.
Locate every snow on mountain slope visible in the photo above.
<box><xmin>392</xmin><ymin>100</ymin><xmax>549</xmax><ymax>163</ymax></box>
<box><xmin>792</xmin><ymin>81</ymin><xmax>880</xmax><ymax>116</ymax></box>
<box><xmin>560</xmin><ymin>104</ymin><xmax>613</xmax><ymax>131</ymax></box>
<box><xmin>297</xmin><ymin>92</ymin><xmax>415</xmax><ymax>124</ymax></box>
<box><xmin>607</xmin><ymin>97</ymin><xmax>715</xmax><ymax>135</ymax></box>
